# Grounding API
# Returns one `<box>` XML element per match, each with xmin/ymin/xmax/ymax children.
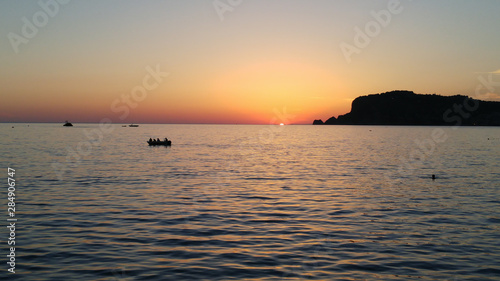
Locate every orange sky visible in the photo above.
<box><xmin>1</xmin><ymin>1</ymin><xmax>500</xmax><ymax>124</ymax></box>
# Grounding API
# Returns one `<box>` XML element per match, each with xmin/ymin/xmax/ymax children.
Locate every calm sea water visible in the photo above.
<box><xmin>0</xmin><ymin>123</ymin><xmax>499</xmax><ymax>280</ymax></box>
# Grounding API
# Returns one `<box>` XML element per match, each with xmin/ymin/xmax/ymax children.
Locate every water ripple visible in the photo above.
<box><xmin>2</xmin><ymin>124</ymin><xmax>500</xmax><ymax>280</ymax></box>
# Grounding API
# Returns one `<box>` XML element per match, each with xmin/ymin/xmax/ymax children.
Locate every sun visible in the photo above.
<box><xmin>280</xmin><ymin>123</ymin><xmax>285</xmax><ymax>126</ymax></box>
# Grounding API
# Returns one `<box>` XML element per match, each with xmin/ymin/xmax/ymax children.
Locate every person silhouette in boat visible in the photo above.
<box><xmin>149</xmin><ymin>138</ymin><xmax>153</xmax><ymax>143</ymax></box>
<box><xmin>157</xmin><ymin>138</ymin><xmax>160</xmax><ymax>142</ymax></box>
<box><xmin>164</xmin><ymin>138</ymin><xmax>168</xmax><ymax>142</ymax></box>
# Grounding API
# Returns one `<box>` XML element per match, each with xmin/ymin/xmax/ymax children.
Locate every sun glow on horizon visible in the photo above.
<box><xmin>208</xmin><ymin>60</ymin><xmax>345</xmax><ymax>124</ymax></box>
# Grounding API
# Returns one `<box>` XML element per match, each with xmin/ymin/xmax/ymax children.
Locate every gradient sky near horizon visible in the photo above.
<box><xmin>1</xmin><ymin>0</ymin><xmax>500</xmax><ymax>124</ymax></box>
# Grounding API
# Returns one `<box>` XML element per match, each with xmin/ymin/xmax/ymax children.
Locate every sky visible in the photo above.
<box><xmin>1</xmin><ymin>0</ymin><xmax>500</xmax><ymax>124</ymax></box>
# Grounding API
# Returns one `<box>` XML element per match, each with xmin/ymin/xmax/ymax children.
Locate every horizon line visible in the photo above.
<box><xmin>0</xmin><ymin>122</ymin><xmax>310</xmax><ymax>125</ymax></box>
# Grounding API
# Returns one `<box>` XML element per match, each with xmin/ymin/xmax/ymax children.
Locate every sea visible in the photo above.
<box><xmin>0</xmin><ymin>123</ymin><xmax>499</xmax><ymax>281</ymax></box>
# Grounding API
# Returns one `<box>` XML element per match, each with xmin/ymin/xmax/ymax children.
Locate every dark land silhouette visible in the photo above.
<box><xmin>314</xmin><ymin>90</ymin><xmax>500</xmax><ymax>126</ymax></box>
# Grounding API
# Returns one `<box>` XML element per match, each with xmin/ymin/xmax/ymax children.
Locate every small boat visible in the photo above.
<box><xmin>129</xmin><ymin>124</ymin><xmax>139</xmax><ymax>127</ymax></box>
<box><xmin>147</xmin><ymin>138</ymin><xmax>172</xmax><ymax>146</ymax></box>
<box><xmin>63</xmin><ymin>121</ymin><xmax>73</xmax><ymax>127</ymax></box>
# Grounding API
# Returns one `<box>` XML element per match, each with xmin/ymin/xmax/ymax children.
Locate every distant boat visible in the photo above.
<box><xmin>122</xmin><ymin>125</ymin><xmax>127</xmax><ymax>127</ymax></box>
<box><xmin>63</xmin><ymin>121</ymin><xmax>73</xmax><ymax>127</ymax></box>
<box><xmin>129</xmin><ymin>124</ymin><xmax>139</xmax><ymax>127</ymax></box>
<box><xmin>147</xmin><ymin>138</ymin><xmax>172</xmax><ymax>146</ymax></box>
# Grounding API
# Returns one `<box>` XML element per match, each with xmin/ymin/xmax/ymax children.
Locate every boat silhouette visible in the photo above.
<box><xmin>147</xmin><ymin>138</ymin><xmax>171</xmax><ymax>146</ymax></box>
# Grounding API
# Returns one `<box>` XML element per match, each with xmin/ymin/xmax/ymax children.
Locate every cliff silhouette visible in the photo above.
<box><xmin>314</xmin><ymin>90</ymin><xmax>500</xmax><ymax>126</ymax></box>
